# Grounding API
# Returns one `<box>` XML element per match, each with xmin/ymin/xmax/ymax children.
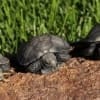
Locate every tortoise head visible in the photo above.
<box><xmin>41</xmin><ymin>52</ymin><xmax>57</xmax><ymax>71</ymax></box>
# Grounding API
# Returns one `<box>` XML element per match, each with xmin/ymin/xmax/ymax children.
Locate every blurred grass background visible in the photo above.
<box><xmin>0</xmin><ymin>0</ymin><xmax>100</xmax><ymax>54</ymax></box>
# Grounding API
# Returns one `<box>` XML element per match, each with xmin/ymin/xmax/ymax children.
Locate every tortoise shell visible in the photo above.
<box><xmin>17</xmin><ymin>35</ymin><xmax>71</xmax><ymax>66</ymax></box>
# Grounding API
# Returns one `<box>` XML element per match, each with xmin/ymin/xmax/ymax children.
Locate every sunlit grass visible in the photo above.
<box><xmin>0</xmin><ymin>0</ymin><xmax>100</xmax><ymax>54</ymax></box>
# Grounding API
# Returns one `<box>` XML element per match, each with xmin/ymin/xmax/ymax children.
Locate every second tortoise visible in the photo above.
<box><xmin>71</xmin><ymin>23</ymin><xmax>100</xmax><ymax>59</ymax></box>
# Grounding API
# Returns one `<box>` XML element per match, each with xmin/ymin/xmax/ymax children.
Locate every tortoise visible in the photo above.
<box><xmin>17</xmin><ymin>35</ymin><xmax>72</xmax><ymax>74</ymax></box>
<box><xmin>70</xmin><ymin>23</ymin><xmax>100</xmax><ymax>59</ymax></box>
<box><xmin>0</xmin><ymin>54</ymin><xmax>10</xmax><ymax>81</ymax></box>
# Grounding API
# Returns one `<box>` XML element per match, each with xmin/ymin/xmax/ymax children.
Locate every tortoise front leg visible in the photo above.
<box><xmin>26</xmin><ymin>60</ymin><xmax>41</xmax><ymax>74</ymax></box>
<box><xmin>55</xmin><ymin>51</ymin><xmax>71</xmax><ymax>63</ymax></box>
<box><xmin>0</xmin><ymin>68</ymin><xmax>14</xmax><ymax>82</ymax></box>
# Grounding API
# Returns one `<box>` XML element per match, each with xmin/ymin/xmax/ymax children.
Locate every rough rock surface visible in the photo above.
<box><xmin>0</xmin><ymin>58</ymin><xmax>100</xmax><ymax>100</ymax></box>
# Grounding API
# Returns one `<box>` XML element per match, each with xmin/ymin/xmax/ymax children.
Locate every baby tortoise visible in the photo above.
<box><xmin>0</xmin><ymin>54</ymin><xmax>11</xmax><ymax>81</ymax></box>
<box><xmin>71</xmin><ymin>23</ymin><xmax>100</xmax><ymax>59</ymax></box>
<box><xmin>17</xmin><ymin>35</ymin><xmax>72</xmax><ymax>74</ymax></box>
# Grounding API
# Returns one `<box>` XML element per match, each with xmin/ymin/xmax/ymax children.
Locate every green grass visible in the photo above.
<box><xmin>0</xmin><ymin>0</ymin><xmax>100</xmax><ymax>54</ymax></box>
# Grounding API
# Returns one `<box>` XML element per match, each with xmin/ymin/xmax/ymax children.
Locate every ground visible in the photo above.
<box><xmin>0</xmin><ymin>57</ymin><xmax>100</xmax><ymax>100</ymax></box>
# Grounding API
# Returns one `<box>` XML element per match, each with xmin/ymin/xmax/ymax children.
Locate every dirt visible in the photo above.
<box><xmin>0</xmin><ymin>57</ymin><xmax>100</xmax><ymax>100</ymax></box>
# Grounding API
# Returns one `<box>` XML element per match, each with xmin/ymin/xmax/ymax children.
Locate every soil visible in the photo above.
<box><xmin>0</xmin><ymin>57</ymin><xmax>100</xmax><ymax>100</ymax></box>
